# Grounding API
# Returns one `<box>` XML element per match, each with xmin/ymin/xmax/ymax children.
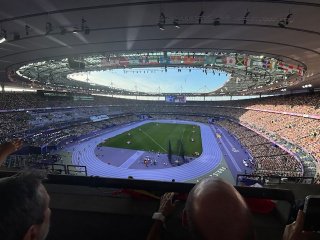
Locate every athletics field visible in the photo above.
<box><xmin>100</xmin><ymin>122</ymin><xmax>202</xmax><ymax>156</ymax></box>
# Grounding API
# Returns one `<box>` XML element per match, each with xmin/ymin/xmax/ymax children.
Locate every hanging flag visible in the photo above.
<box><xmin>170</xmin><ymin>56</ymin><xmax>182</xmax><ymax>64</ymax></box>
<box><xmin>252</xmin><ymin>59</ymin><xmax>263</xmax><ymax>67</ymax></box>
<box><xmin>119</xmin><ymin>57</ymin><xmax>129</xmax><ymax>65</ymax></box>
<box><xmin>287</xmin><ymin>64</ymin><xmax>295</xmax><ymax>73</ymax></box>
<box><xmin>297</xmin><ymin>66</ymin><xmax>304</xmax><ymax>76</ymax></box>
<box><xmin>205</xmin><ymin>56</ymin><xmax>216</xmax><ymax>65</ymax></box>
<box><xmin>215</xmin><ymin>57</ymin><xmax>224</xmax><ymax>65</ymax></box>
<box><xmin>236</xmin><ymin>57</ymin><xmax>244</xmax><ymax>66</ymax></box>
<box><xmin>278</xmin><ymin>62</ymin><xmax>291</xmax><ymax>72</ymax></box>
<box><xmin>269</xmin><ymin>60</ymin><xmax>276</xmax><ymax>70</ymax></box>
<box><xmin>243</xmin><ymin>57</ymin><xmax>251</xmax><ymax>67</ymax></box>
<box><xmin>278</xmin><ymin>61</ymin><xmax>285</xmax><ymax>70</ymax></box>
<box><xmin>148</xmin><ymin>56</ymin><xmax>158</xmax><ymax>64</ymax></box>
<box><xmin>225</xmin><ymin>56</ymin><xmax>236</xmax><ymax>65</ymax></box>
<box><xmin>262</xmin><ymin>59</ymin><xmax>271</xmax><ymax>69</ymax></box>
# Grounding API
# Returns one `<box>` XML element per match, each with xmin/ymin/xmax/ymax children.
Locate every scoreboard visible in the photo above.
<box><xmin>165</xmin><ymin>95</ymin><xmax>186</xmax><ymax>103</ymax></box>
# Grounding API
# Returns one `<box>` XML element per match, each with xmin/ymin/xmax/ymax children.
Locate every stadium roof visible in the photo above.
<box><xmin>0</xmin><ymin>0</ymin><xmax>320</xmax><ymax>96</ymax></box>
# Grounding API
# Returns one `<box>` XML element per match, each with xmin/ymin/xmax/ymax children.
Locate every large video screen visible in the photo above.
<box><xmin>165</xmin><ymin>95</ymin><xmax>186</xmax><ymax>103</ymax></box>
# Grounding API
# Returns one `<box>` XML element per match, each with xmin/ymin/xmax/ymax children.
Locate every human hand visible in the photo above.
<box><xmin>282</xmin><ymin>210</ymin><xmax>318</xmax><ymax>240</ymax></box>
<box><xmin>283</xmin><ymin>210</ymin><xmax>304</xmax><ymax>240</ymax></box>
<box><xmin>158</xmin><ymin>192</ymin><xmax>178</xmax><ymax>217</ymax></box>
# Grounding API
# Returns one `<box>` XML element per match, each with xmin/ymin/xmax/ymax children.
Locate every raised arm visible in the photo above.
<box><xmin>147</xmin><ymin>192</ymin><xmax>178</xmax><ymax>240</ymax></box>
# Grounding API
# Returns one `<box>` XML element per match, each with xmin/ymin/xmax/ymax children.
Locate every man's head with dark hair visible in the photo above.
<box><xmin>0</xmin><ymin>171</ymin><xmax>51</xmax><ymax>240</ymax></box>
<box><xmin>183</xmin><ymin>178</ymin><xmax>253</xmax><ymax>240</ymax></box>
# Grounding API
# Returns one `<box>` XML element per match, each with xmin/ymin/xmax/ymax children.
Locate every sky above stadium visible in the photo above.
<box><xmin>69</xmin><ymin>68</ymin><xmax>229</xmax><ymax>93</ymax></box>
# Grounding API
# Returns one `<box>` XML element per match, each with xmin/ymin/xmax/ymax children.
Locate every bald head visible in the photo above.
<box><xmin>185</xmin><ymin>178</ymin><xmax>253</xmax><ymax>240</ymax></box>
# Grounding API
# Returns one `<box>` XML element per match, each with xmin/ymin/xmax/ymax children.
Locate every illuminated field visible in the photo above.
<box><xmin>100</xmin><ymin>122</ymin><xmax>202</xmax><ymax>156</ymax></box>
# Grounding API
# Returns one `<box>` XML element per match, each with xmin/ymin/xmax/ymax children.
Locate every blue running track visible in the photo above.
<box><xmin>67</xmin><ymin>120</ymin><xmax>223</xmax><ymax>182</ymax></box>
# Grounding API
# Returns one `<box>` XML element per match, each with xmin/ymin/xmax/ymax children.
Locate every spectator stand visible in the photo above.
<box><xmin>243</xmin><ymin>122</ymin><xmax>317</xmax><ymax>178</ymax></box>
<box><xmin>236</xmin><ymin>174</ymin><xmax>315</xmax><ymax>186</ymax></box>
<box><xmin>215</xmin><ymin>119</ymin><xmax>304</xmax><ymax>178</ymax></box>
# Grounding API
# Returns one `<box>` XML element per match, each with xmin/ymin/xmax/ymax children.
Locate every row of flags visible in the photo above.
<box><xmin>100</xmin><ymin>54</ymin><xmax>304</xmax><ymax>76</ymax></box>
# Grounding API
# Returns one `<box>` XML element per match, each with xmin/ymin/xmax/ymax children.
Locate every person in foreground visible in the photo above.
<box><xmin>0</xmin><ymin>171</ymin><xmax>51</xmax><ymax>240</ymax></box>
<box><xmin>147</xmin><ymin>177</ymin><xmax>254</xmax><ymax>240</ymax></box>
<box><xmin>147</xmin><ymin>177</ymin><xmax>317</xmax><ymax>240</ymax></box>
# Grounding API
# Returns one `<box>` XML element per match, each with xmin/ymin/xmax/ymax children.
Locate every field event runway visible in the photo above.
<box><xmin>66</xmin><ymin>120</ymin><xmax>223</xmax><ymax>182</ymax></box>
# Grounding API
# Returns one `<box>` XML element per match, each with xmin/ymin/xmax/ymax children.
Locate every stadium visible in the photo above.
<box><xmin>0</xmin><ymin>1</ymin><xmax>319</xmax><ymax>240</ymax></box>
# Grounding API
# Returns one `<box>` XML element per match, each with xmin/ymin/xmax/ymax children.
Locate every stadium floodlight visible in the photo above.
<box><xmin>0</xmin><ymin>29</ymin><xmax>7</xmax><ymax>43</ymax></box>
<box><xmin>158</xmin><ymin>12</ymin><xmax>166</xmax><ymax>30</ymax></box>
<box><xmin>160</xmin><ymin>12</ymin><xmax>165</xmax><ymax>22</ymax></box>
<box><xmin>286</xmin><ymin>13</ymin><xmax>293</xmax><ymax>25</ymax></box>
<box><xmin>302</xmin><ymin>84</ymin><xmax>312</xmax><ymax>88</ymax></box>
<box><xmin>198</xmin><ymin>10</ymin><xmax>204</xmax><ymax>24</ymax></box>
<box><xmin>173</xmin><ymin>19</ymin><xmax>180</xmax><ymax>29</ymax></box>
<box><xmin>25</xmin><ymin>25</ymin><xmax>30</xmax><ymax>35</ymax></box>
<box><xmin>213</xmin><ymin>17</ymin><xmax>221</xmax><ymax>26</ymax></box>
<box><xmin>45</xmin><ymin>22</ymin><xmax>53</xmax><ymax>34</ymax></box>
<box><xmin>278</xmin><ymin>13</ymin><xmax>292</xmax><ymax>28</ymax></box>
<box><xmin>278</xmin><ymin>20</ymin><xmax>286</xmax><ymax>28</ymax></box>
<box><xmin>243</xmin><ymin>10</ymin><xmax>250</xmax><ymax>24</ymax></box>
<box><xmin>158</xmin><ymin>22</ymin><xmax>165</xmax><ymax>30</ymax></box>
<box><xmin>72</xmin><ymin>27</ymin><xmax>80</xmax><ymax>33</ymax></box>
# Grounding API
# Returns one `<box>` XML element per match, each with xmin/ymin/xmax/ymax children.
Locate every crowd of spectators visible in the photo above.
<box><xmin>4</xmin><ymin>153</ymin><xmax>60</xmax><ymax>169</ymax></box>
<box><xmin>150</xmin><ymin>114</ymin><xmax>209</xmax><ymax>123</ymax></box>
<box><xmin>0</xmin><ymin>106</ymin><xmax>125</xmax><ymax>144</ymax></box>
<box><xmin>1</xmin><ymin>91</ymin><xmax>319</xmax><ymax>176</ymax></box>
<box><xmin>238</xmin><ymin>110</ymin><xmax>320</xmax><ymax>162</ymax></box>
<box><xmin>249</xmin><ymin>143</ymin><xmax>290</xmax><ymax>157</ymax></box>
<box><xmin>24</xmin><ymin>114</ymin><xmax>139</xmax><ymax>148</ymax></box>
<box><xmin>0</xmin><ymin>92</ymin><xmax>41</xmax><ymax>109</ymax></box>
<box><xmin>253</xmin><ymin>155</ymin><xmax>302</xmax><ymax>177</ymax></box>
<box><xmin>0</xmin><ymin>112</ymin><xmax>30</xmax><ymax>142</ymax></box>
<box><xmin>1</xmin><ymin>91</ymin><xmax>319</xmax><ymax>114</ymax></box>
<box><xmin>0</xmin><ymin>92</ymin><xmax>130</xmax><ymax>110</ymax></box>
<box><xmin>190</xmin><ymin>92</ymin><xmax>320</xmax><ymax>115</ymax></box>
<box><xmin>28</xmin><ymin>107</ymin><xmax>109</xmax><ymax>127</ymax></box>
<box><xmin>216</xmin><ymin>120</ymin><xmax>303</xmax><ymax>177</ymax></box>
<box><xmin>243</xmin><ymin>92</ymin><xmax>320</xmax><ymax>115</ymax></box>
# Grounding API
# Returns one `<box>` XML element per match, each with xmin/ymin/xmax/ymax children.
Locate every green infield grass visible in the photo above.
<box><xmin>100</xmin><ymin>122</ymin><xmax>202</xmax><ymax>156</ymax></box>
